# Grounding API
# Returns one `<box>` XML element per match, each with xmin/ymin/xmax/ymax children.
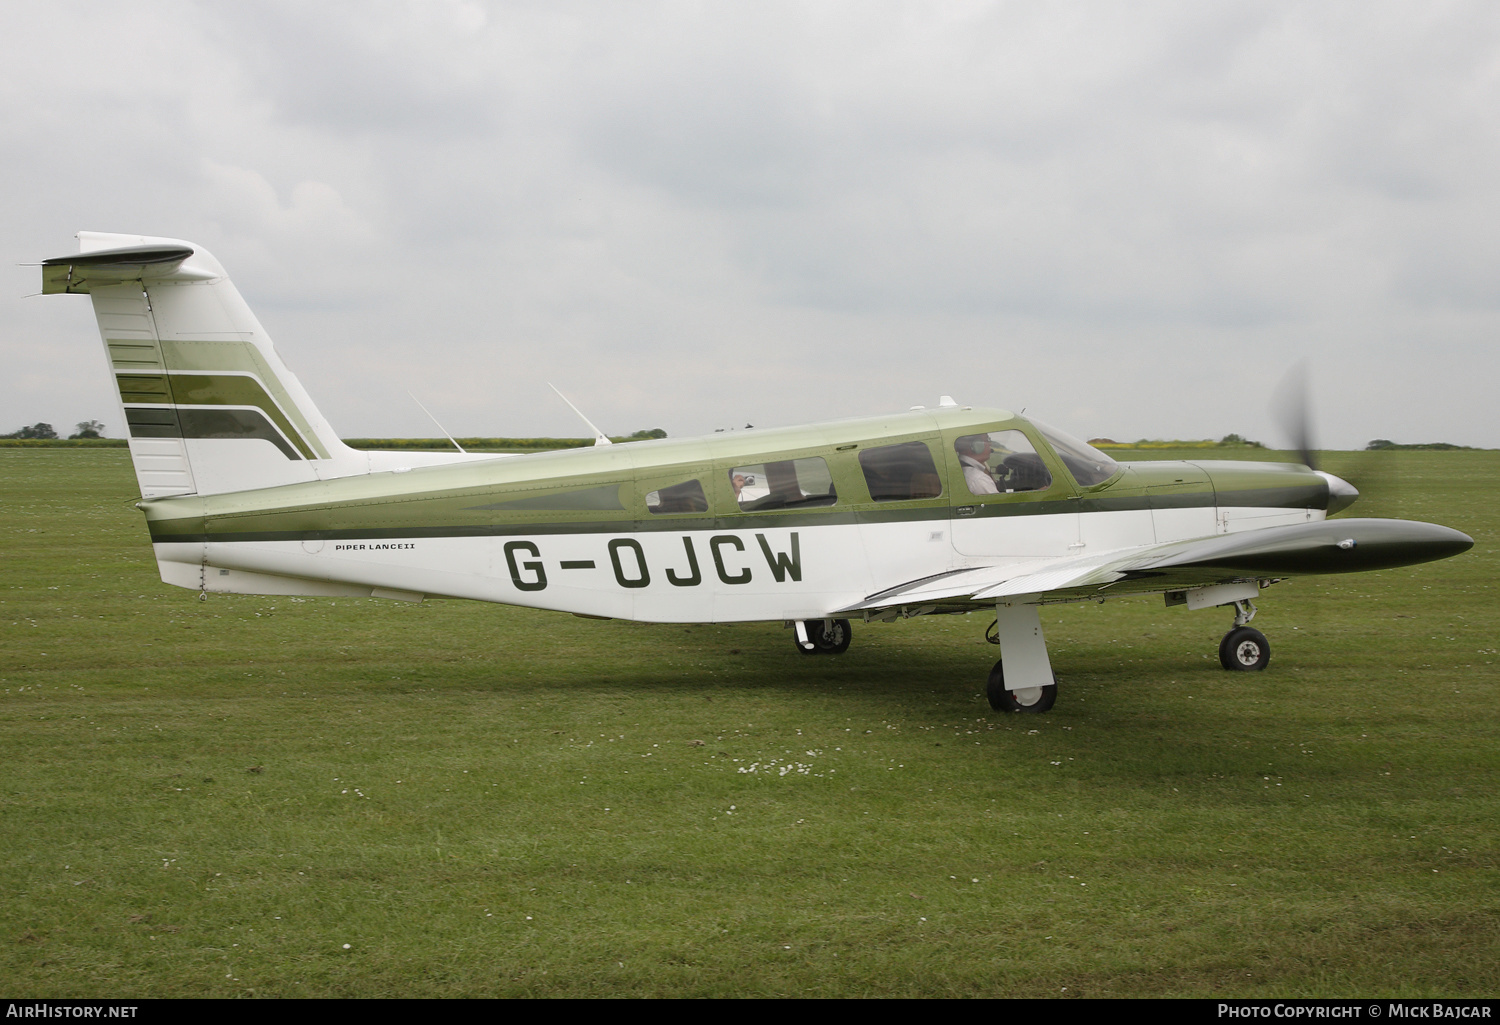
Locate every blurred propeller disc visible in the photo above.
<box><xmin>1273</xmin><ymin>361</ymin><xmax>1316</xmax><ymax>470</ymax></box>
<box><xmin>1272</xmin><ymin>361</ymin><xmax>1406</xmax><ymax>518</ymax></box>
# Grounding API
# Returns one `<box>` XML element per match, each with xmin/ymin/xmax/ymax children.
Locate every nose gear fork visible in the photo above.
<box><xmin>1232</xmin><ymin>599</ymin><xmax>1257</xmax><ymax>628</ymax></box>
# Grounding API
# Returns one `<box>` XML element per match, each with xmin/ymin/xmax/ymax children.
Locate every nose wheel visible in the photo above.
<box><xmin>1216</xmin><ymin>597</ymin><xmax>1271</xmax><ymax>671</ymax></box>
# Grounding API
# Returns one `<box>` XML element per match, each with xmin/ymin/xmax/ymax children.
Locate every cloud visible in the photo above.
<box><xmin>2</xmin><ymin>1</ymin><xmax>1498</xmax><ymax>447</ymax></box>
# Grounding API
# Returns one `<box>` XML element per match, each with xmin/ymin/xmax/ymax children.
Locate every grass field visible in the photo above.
<box><xmin>1</xmin><ymin>447</ymin><xmax>1495</xmax><ymax>998</ymax></box>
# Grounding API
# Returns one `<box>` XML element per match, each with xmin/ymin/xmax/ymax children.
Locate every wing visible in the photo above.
<box><xmin>838</xmin><ymin>517</ymin><xmax>1473</xmax><ymax>615</ymax></box>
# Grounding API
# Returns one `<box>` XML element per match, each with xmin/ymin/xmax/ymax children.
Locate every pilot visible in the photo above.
<box><xmin>956</xmin><ymin>435</ymin><xmax>999</xmax><ymax>494</ymax></box>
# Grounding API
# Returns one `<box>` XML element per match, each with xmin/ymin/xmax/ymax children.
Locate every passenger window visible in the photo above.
<box><xmin>954</xmin><ymin>431</ymin><xmax>1052</xmax><ymax>496</ymax></box>
<box><xmin>729</xmin><ymin>458</ymin><xmax>837</xmax><ymax>511</ymax></box>
<box><xmin>645</xmin><ymin>479</ymin><xmax>708</xmax><ymax>514</ymax></box>
<box><xmin>859</xmin><ymin>441</ymin><xmax>942</xmax><ymax>501</ymax></box>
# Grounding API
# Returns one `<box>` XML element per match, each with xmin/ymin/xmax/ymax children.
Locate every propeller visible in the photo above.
<box><xmin>1272</xmin><ymin>362</ymin><xmax>1360</xmax><ymax>515</ymax></box>
<box><xmin>1273</xmin><ymin>361</ymin><xmax>1317</xmax><ymax>470</ymax></box>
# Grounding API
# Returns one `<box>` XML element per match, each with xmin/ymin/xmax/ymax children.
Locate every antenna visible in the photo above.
<box><xmin>406</xmin><ymin>391</ymin><xmax>467</xmax><ymax>454</ymax></box>
<box><xmin>548</xmin><ymin>383</ymin><xmax>612</xmax><ymax>446</ymax></box>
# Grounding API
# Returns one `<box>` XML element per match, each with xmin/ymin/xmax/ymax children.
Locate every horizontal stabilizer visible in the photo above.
<box><xmin>41</xmin><ymin>244</ymin><xmax>198</xmax><ymax>294</ymax></box>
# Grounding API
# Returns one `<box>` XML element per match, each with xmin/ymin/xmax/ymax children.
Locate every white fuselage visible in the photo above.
<box><xmin>156</xmin><ymin>501</ymin><xmax>1321</xmax><ymax>622</ymax></box>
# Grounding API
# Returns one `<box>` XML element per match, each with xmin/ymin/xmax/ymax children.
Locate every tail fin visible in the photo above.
<box><xmin>42</xmin><ymin>233</ymin><xmax>469</xmax><ymax>497</ymax></box>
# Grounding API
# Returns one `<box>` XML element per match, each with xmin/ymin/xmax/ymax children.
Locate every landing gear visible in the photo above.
<box><xmin>986</xmin><ymin>659</ymin><xmax>1058</xmax><ymax>713</ymax></box>
<box><xmin>984</xmin><ymin>604</ymin><xmax>1058</xmax><ymax>712</ymax></box>
<box><xmin>1218</xmin><ymin>599</ymin><xmax>1270</xmax><ymax>671</ymax></box>
<box><xmin>794</xmin><ymin>619</ymin><xmax>852</xmax><ymax>655</ymax></box>
<box><xmin>810</xmin><ymin>618</ymin><xmax>852</xmax><ymax>654</ymax></box>
<box><xmin>1219</xmin><ymin>626</ymin><xmax>1270</xmax><ymax>671</ymax></box>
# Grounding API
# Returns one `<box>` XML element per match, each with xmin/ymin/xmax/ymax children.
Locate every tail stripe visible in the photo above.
<box><xmin>114</xmin><ymin>371</ymin><xmax>317</xmax><ymax>459</ymax></box>
<box><xmin>124</xmin><ymin>407</ymin><xmax>304</xmax><ymax>460</ymax></box>
<box><xmin>153</xmin><ymin>339</ymin><xmax>330</xmax><ymax>459</ymax></box>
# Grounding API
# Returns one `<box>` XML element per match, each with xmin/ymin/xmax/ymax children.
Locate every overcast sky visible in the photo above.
<box><xmin>3</xmin><ymin>1</ymin><xmax>1497</xmax><ymax>448</ymax></box>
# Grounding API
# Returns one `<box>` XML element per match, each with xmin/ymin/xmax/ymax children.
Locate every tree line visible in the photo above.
<box><xmin>2</xmin><ymin>423</ymin><xmax>669</xmax><ymax>447</ymax></box>
<box><xmin>2</xmin><ymin>420</ymin><xmax>106</xmax><ymax>440</ymax></box>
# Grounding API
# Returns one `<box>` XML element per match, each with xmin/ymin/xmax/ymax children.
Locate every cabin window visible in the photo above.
<box><xmin>644</xmin><ymin>478</ymin><xmax>709</xmax><ymax>514</ymax></box>
<box><xmin>1030</xmin><ymin>420</ymin><xmax>1119</xmax><ymax>487</ymax></box>
<box><xmin>954</xmin><ymin>430</ymin><xmax>1052</xmax><ymax>495</ymax></box>
<box><xmin>729</xmin><ymin>457</ymin><xmax>837</xmax><ymax>511</ymax></box>
<box><xmin>858</xmin><ymin>441</ymin><xmax>942</xmax><ymax>501</ymax></box>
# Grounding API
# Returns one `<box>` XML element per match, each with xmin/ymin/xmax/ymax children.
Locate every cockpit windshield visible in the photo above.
<box><xmin>1029</xmin><ymin>419</ymin><xmax>1119</xmax><ymax>487</ymax></box>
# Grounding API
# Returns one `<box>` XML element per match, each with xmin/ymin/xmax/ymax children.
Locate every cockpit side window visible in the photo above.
<box><xmin>858</xmin><ymin>441</ymin><xmax>942</xmax><ymax>501</ymax></box>
<box><xmin>1029</xmin><ymin>420</ymin><xmax>1119</xmax><ymax>487</ymax></box>
<box><xmin>729</xmin><ymin>457</ymin><xmax>837</xmax><ymax>511</ymax></box>
<box><xmin>645</xmin><ymin>478</ymin><xmax>708</xmax><ymax>514</ymax></box>
<box><xmin>954</xmin><ymin>431</ymin><xmax>1052</xmax><ymax>496</ymax></box>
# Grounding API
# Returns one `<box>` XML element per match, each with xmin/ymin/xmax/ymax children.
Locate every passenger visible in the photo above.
<box><xmin>731</xmin><ymin>471</ymin><xmax>769</xmax><ymax>506</ymax></box>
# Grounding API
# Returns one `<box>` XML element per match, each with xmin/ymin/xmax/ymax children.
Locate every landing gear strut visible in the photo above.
<box><xmin>794</xmin><ymin>619</ymin><xmax>852</xmax><ymax>655</ymax></box>
<box><xmin>984</xmin><ymin>604</ymin><xmax>1058</xmax><ymax>712</ymax></box>
<box><xmin>1219</xmin><ymin>599</ymin><xmax>1270</xmax><ymax>671</ymax></box>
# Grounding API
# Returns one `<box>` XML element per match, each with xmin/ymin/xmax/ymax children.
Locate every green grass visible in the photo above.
<box><xmin>1</xmin><ymin>448</ymin><xmax>1495</xmax><ymax>997</ymax></box>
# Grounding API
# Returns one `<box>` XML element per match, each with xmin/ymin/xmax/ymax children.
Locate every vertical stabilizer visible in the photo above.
<box><xmin>43</xmin><ymin>233</ymin><xmax>378</xmax><ymax>497</ymax></box>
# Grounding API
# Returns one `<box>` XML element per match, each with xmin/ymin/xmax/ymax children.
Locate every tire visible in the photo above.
<box><xmin>1219</xmin><ymin>626</ymin><xmax>1271</xmax><ymax>671</ymax></box>
<box><xmin>808</xmin><ymin>618</ymin><xmax>852</xmax><ymax>655</ymax></box>
<box><xmin>985</xmin><ymin>659</ymin><xmax>1058</xmax><ymax>713</ymax></box>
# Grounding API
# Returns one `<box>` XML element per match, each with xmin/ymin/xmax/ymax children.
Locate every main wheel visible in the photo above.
<box><xmin>1219</xmin><ymin>626</ymin><xmax>1271</xmax><ymax>671</ymax></box>
<box><xmin>985</xmin><ymin>659</ymin><xmax>1058</xmax><ymax>713</ymax></box>
<box><xmin>808</xmin><ymin>618</ymin><xmax>852</xmax><ymax>654</ymax></box>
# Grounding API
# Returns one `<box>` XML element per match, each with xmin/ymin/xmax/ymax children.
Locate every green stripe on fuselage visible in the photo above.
<box><xmin>147</xmin><ymin>509</ymin><xmax>926</xmax><ymax>545</ymax></box>
<box><xmin>150</xmin><ymin>490</ymin><xmax>1326</xmax><ymax>546</ymax></box>
<box><xmin>137</xmin><ymin>408</ymin><xmax>1329</xmax><ymax>545</ymax></box>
